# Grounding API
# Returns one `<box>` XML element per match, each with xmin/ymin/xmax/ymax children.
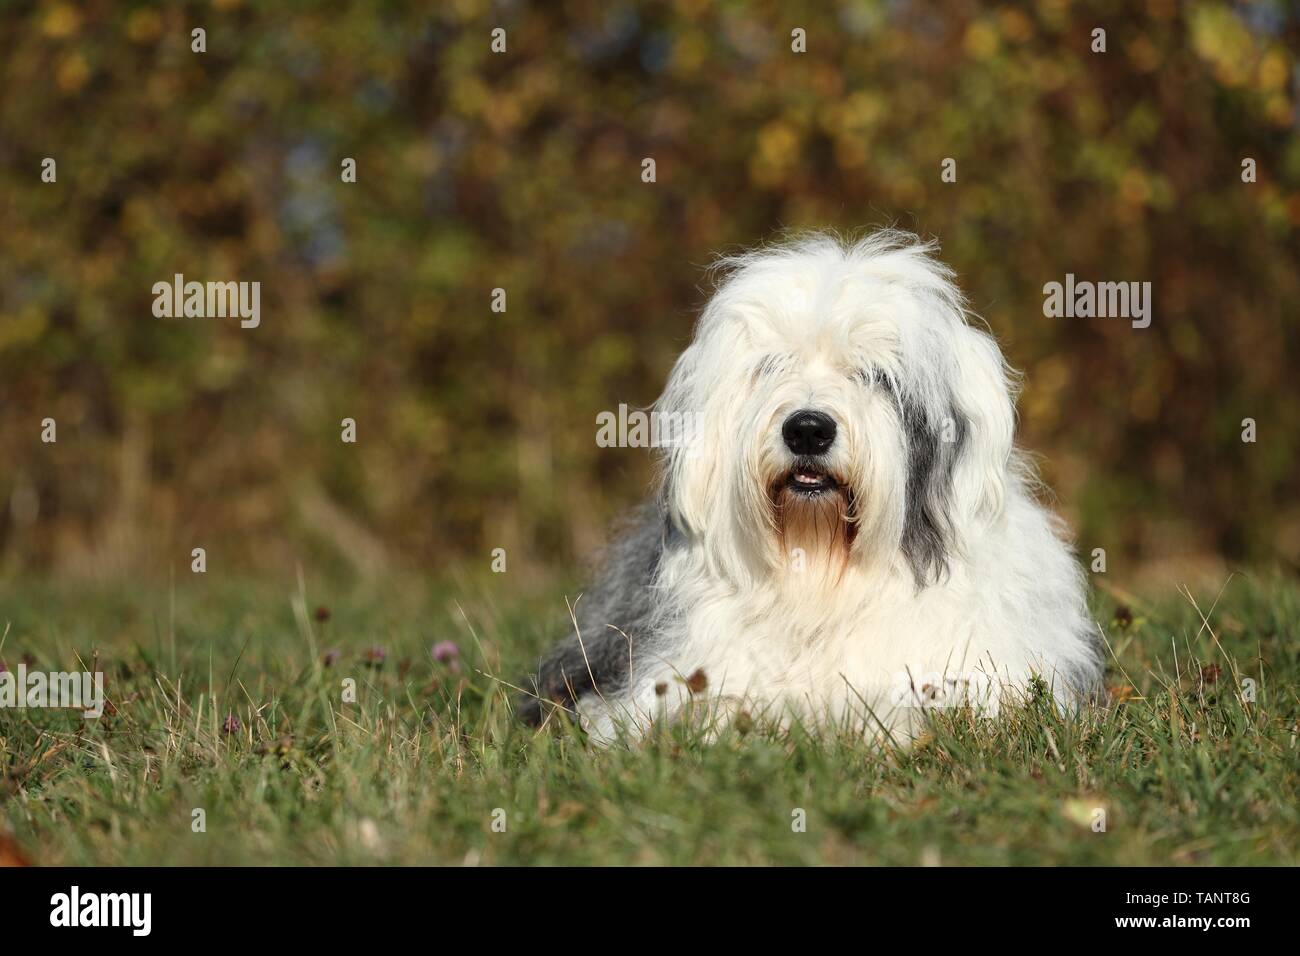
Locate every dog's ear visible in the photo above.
<box><xmin>655</xmin><ymin>339</ymin><xmax>720</xmax><ymax>537</ymax></box>
<box><xmin>899</xmin><ymin>391</ymin><xmax>964</xmax><ymax>588</ymax></box>
<box><xmin>898</xmin><ymin>320</ymin><xmax>1014</xmax><ymax>589</ymax></box>
<box><xmin>654</xmin><ymin>302</ymin><xmax>777</xmax><ymax>586</ymax></box>
<box><xmin>948</xmin><ymin>323</ymin><xmax>1016</xmax><ymax>527</ymax></box>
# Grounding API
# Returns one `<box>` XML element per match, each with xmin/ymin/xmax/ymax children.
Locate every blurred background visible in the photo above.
<box><xmin>1</xmin><ymin>0</ymin><xmax>1297</xmax><ymax>586</ymax></box>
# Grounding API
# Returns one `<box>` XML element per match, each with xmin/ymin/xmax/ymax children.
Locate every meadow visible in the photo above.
<box><xmin>1</xmin><ymin>570</ymin><xmax>1296</xmax><ymax>866</ymax></box>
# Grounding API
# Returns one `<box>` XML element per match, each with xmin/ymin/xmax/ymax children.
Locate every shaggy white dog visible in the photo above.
<box><xmin>520</xmin><ymin>230</ymin><xmax>1102</xmax><ymax>742</ymax></box>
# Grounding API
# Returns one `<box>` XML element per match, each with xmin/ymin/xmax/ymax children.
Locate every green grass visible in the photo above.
<box><xmin>2</xmin><ymin>570</ymin><xmax>1297</xmax><ymax>866</ymax></box>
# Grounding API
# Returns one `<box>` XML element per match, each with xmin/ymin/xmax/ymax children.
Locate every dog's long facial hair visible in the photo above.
<box><xmin>769</xmin><ymin>457</ymin><xmax>858</xmax><ymax>588</ymax></box>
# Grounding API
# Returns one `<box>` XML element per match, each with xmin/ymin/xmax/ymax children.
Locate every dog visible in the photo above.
<box><xmin>520</xmin><ymin>230</ymin><xmax>1103</xmax><ymax>742</ymax></box>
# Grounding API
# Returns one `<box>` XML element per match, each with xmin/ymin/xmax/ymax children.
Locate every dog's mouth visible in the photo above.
<box><xmin>770</xmin><ymin>458</ymin><xmax>857</xmax><ymax>566</ymax></box>
<box><xmin>781</xmin><ymin>460</ymin><xmax>840</xmax><ymax>498</ymax></box>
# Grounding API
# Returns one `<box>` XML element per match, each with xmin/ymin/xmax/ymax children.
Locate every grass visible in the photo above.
<box><xmin>1</xmin><ymin>569</ymin><xmax>1297</xmax><ymax>866</ymax></box>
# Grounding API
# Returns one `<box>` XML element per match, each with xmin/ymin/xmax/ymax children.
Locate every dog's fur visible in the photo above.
<box><xmin>520</xmin><ymin>230</ymin><xmax>1102</xmax><ymax>741</ymax></box>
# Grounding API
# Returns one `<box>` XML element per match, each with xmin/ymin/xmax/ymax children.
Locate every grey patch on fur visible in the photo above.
<box><xmin>899</xmin><ymin>395</ymin><xmax>966</xmax><ymax>589</ymax></box>
<box><xmin>517</xmin><ymin>501</ymin><xmax>677</xmax><ymax>726</ymax></box>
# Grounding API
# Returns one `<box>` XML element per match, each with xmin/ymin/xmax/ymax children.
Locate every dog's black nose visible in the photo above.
<box><xmin>782</xmin><ymin>410</ymin><xmax>837</xmax><ymax>456</ymax></box>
